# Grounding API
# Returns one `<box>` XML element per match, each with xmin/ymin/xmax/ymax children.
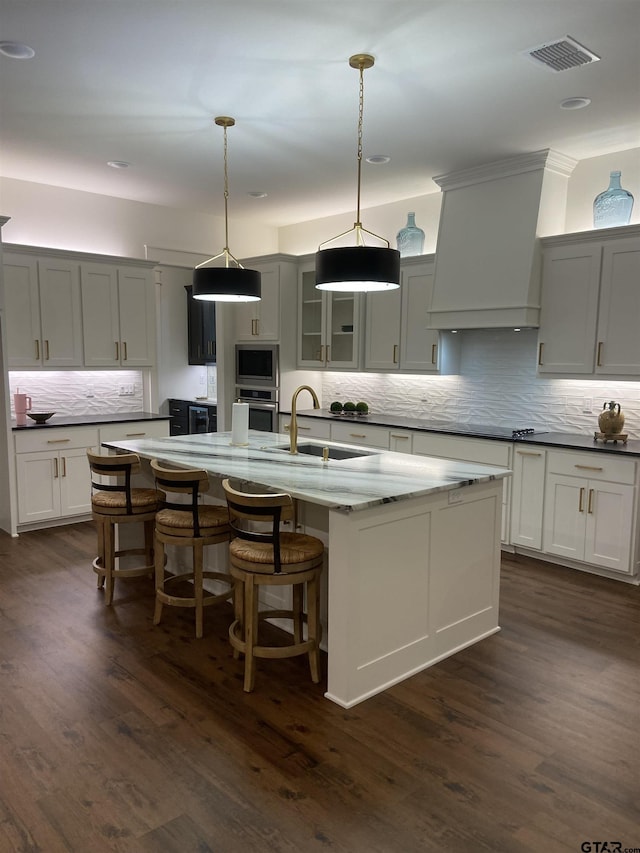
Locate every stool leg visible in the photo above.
<box><xmin>243</xmin><ymin>576</ymin><xmax>258</xmax><ymax>692</ymax></box>
<box><xmin>292</xmin><ymin>583</ymin><xmax>304</xmax><ymax>644</ymax></box>
<box><xmin>143</xmin><ymin>519</ymin><xmax>154</xmax><ymax>576</ymax></box>
<box><xmin>153</xmin><ymin>535</ymin><xmax>165</xmax><ymax>627</ymax></box>
<box><xmin>103</xmin><ymin>519</ymin><xmax>116</xmax><ymax>606</ymax></box>
<box><xmin>232</xmin><ymin>576</ymin><xmax>243</xmax><ymax>660</ymax></box>
<box><xmin>194</xmin><ymin>540</ymin><xmax>204</xmax><ymax>639</ymax></box>
<box><xmin>307</xmin><ymin>573</ymin><xmax>321</xmax><ymax>684</ymax></box>
<box><xmin>96</xmin><ymin>517</ymin><xmax>106</xmax><ymax>588</ymax></box>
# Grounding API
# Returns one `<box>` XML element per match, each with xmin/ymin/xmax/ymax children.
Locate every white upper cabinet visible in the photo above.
<box><xmin>297</xmin><ymin>262</ymin><xmax>362</xmax><ymax>370</ymax></box>
<box><xmin>4</xmin><ymin>253</ymin><xmax>83</xmax><ymax>368</ymax></box>
<box><xmin>538</xmin><ymin>227</ymin><xmax>640</xmax><ymax>376</ymax></box>
<box><xmin>365</xmin><ymin>256</ymin><xmax>459</xmax><ymax>373</ymax></box>
<box><xmin>82</xmin><ymin>263</ymin><xmax>156</xmax><ymax>367</ymax></box>
<box><xmin>234</xmin><ymin>257</ymin><xmax>298</xmax><ymax>345</ymax></box>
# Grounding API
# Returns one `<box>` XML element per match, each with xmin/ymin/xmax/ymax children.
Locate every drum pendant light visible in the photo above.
<box><xmin>315</xmin><ymin>54</ymin><xmax>400</xmax><ymax>293</ymax></box>
<box><xmin>193</xmin><ymin>117</ymin><xmax>261</xmax><ymax>302</ymax></box>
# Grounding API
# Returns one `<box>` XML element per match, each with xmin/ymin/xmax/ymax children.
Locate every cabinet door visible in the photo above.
<box><xmin>59</xmin><ymin>447</ymin><xmax>93</xmax><ymax>516</ymax></box>
<box><xmin>510</xmin><ymin>447</ymin><xmax>546</xmax><ymax>550</ymax></box>
<box><xmin>81</xmin><ymin>263</ymin><xmax>120</xmax><ymax>366</ymax></box>
<box><xmin>538</xmin><ymin>243</ymin><xmax>601</xmax><ymax>374</ymax></box>
<box><xmin>118</xmin><ymin>268</ymin><xmax>156</xmax><ymax>366</ymax></box>
<box><xmin>298</xmin><ymin>267</ymin><xmax>326</xmax><ymax>367</ymax></box>
<box><xmin>235</xmin><ymin>262</ymin><xmax>280</xmax><ymax>341</ymax></box>
<box><xmin>365</xmin><ymin>288</ymin><xmax>401</xmax><ymax>370</ymax></box>
<box><xmin>584</xmin><ymin>481</ymin><xmax>634</xmax><ymax>572</ymax></box>
<box><xmin>16</xmin><ymin>451</ymin><xmax>60</xmax><ymax>524</ymax></box>
<box><xmin>3</xmin><ymin>254</ymin><xmax>42</xmax><ymax>367</ymax></box>
<box><xmin>186</xmin><ymin>286</ymin><xmax>216</xmax><ymax>364</ymax></box>
<box><xmin>326</xmin><ymin>293</ymin><xmax>360</xmax><ymax>369</ymax></box>
<box><xmin>595</xmin><ymin>237</ymin><xmax>640</xmax><ymax>375</ymax></box>
<box><xmin>400</xmin><ymin>261</ymin><xmax>440</xmax><ymax>372</ymax></box>
<box><xmin>389</xmin><ymin>430</ymin><xmax>413</xmax><ymax>454</ymax></box>
<box><xmin>543</xmin><ymin>473</ymin><xmax>586</xmax><ymax>561</ymax></box>
<box><xmin>38</xmin><ymin>259</ymin><xmax>83</xmax><ymax>367</ymax></box>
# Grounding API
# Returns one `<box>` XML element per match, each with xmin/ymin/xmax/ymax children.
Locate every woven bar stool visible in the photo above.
<box><xmin>222</xmin><ymin>478</ymin><xmax>324</xmax><ymax>693</ymax></box>
<box><xmin>150</xmin><ymin>459</ymin><xmax>232</xmax><ymax>639</ymax></box>
<box><xmin>87</xmin><ymin>450</ymin><xmax>161</xmax><ymax>606</ymax></box>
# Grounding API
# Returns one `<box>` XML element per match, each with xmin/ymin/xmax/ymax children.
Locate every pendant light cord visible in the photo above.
<box><xmin>222</xmin><ymin>122</ymin><xmax>230</xmax><ymax>261</ymax></box>
<box><xmin>354</xmin><ymin>62</ymin><xmax>364</xmax><ymax>238</ymax></box>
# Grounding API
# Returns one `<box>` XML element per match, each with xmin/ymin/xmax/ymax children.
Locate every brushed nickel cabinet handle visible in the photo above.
<box><xmin>431</xmin><ymin>343</ymin><xmax>437</xmax><ymax>364</ymax></box>
<box><xmin>538</xmin><ymin>342</ymin><xmax>544</xmax><ymax>365</ymax></box>
<box><xmin>45</xmin><ymin>340</ymin><xmax>50</xmax><ymax>360</ymax></box>
<box><xmin>575</xmin><ymin>465</ymin><xmax>603</xmax><ymax>472</ymax></box>
<box><xmin>115</xmin><ymin>341</ymin><xmax>119</xmax><ymax>361</ymax></box>
<box><xmin>393</xmin><ymin>344</ymin><xmax>398</xmax><ymax>364</ymax></box>
<box><xmin>587</xmin><ymin>488</ymin><xmax>594</xmax><ymax>514</ymax></box>
<box><xmin>53</xmin><ymin>457</ymin><xmax>59</xmax><ymax>478</ymax></box>
<box><xmin>35</xmin><ymin>340</ymin><xmax>40</xmax><ymax>360</ymax></box>
<box><xmin>123</xmin><ymin>341</ymin><xmax>128</xmax><ymax>361</ymax></box>
<box><xmin>516</xmin><ymin>450</ymin><xmax>542</xmax><ymax>457</ymax></box>
<box><xmin>47</xmin><ymin>438</ymin><xmax>70</xmax><ymax>444</ymax></box>
<box><xmin>597</xmin><ymin>341</ymin><xmax>603</xmax><ymax>367</ymax></box>
<box><xmin>578</xmin><ymin>487</ymin><xmax>585</xmax><ymax>513</ymax></box>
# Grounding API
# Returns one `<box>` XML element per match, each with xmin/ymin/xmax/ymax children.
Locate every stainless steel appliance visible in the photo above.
<box><xmin>235</xmin><ymin>343</ymin><xmax>279</xmax><ymax>389</ymax></box>
<box><xmin>235</xmin><ymin>387</ymin><xmax>278</xmax><ymax>433</ymax></box>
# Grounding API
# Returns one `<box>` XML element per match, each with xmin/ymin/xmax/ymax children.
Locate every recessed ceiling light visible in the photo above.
<box><xmin>107</xmin><ymin>160</ymin><xmax>130</xmax><ymax>169</ymax></box>
<box><xmin>0</xmin><ymin>41</ymin><xmax>35</xmax><ymax>59</ymax></box>
<box><xmin>366</xmin><ymin>154</ymin><xmax>391</xmax><ymax>165</ymax></box>
<box><xmin>560</xmin><ymin>97</ymin><xmax>591</xmax><ymax>110</ymax></box>
<box><xmin>247</xmin><ymin>191</ymin><xmax>267</xmax><ymax>198</ymax></box>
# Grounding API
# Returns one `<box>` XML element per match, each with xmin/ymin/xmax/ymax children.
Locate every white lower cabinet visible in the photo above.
<box><xmin>542</xmin><ymin>450</ymin><xmax>636</xmax><ymax>575</ymax></box>
<box><xmin>330</xmin><ymin>421</ymin><xmax>390</xmax><ymax>449</ymax></box>
<box><xmin>15</xmin><ymin>427</ymin><xmax>99</xmax><ymax>525</ymax></box>
<box><xmin>510</xmin><ymin>447</ymin><xmax>546</xmax><ymax>550</ymax></box>
<box><xmin>279</xmin><ymin>415</ymin><xmax>331</xmax><ymax>441</ymax></box>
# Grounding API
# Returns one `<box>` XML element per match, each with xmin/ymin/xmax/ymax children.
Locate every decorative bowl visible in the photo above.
<box><xmin>27</xmin><ymin>412</ymin><xmax>55</xmax><ymax>424</ymax></box>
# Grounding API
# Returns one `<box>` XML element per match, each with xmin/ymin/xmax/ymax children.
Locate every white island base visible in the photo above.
<box><xmin>300</xmin><ymin>478</ymin><xmax>502</xmax><ymax>708</ymax></box>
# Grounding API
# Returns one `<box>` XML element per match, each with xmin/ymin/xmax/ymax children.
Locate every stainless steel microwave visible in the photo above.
<box><xmin>235</xmin><ymin>343</ymin><xmax>279</xmax><ymax>389</ymax></box>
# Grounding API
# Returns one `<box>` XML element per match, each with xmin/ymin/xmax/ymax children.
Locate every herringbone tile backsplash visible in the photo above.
<box><xmin>322</xmin><ymin>329</ymin><xmax>640</xmax><ymax>439</ymax></box>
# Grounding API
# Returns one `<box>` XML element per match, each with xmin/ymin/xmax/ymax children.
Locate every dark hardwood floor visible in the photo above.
<box><xmin>1</xmin><ymin>522</ymin><xmax>639</xmax><ymax>852</ymax></box>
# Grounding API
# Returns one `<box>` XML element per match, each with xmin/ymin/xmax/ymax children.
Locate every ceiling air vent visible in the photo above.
<box><xmin>524</xmin><ymin>35</ymin><xmax>600</xmax><ymax>72</ymax></box>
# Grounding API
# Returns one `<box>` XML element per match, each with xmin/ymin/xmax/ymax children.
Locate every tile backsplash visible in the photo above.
<box><xmin>8</xmin><ymin>370</ymin><xmax>144</xmax><ymax>417</ymax></box>
<box><xmin>322</xmin><ymin>329</ymin><xmax>640</xmax><ymax>439</ymax></box>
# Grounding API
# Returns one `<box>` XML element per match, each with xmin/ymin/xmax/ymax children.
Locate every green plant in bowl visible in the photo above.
<box><xmin>329</xmin><ymin>401</ymin><xmax>343</xmax><ymax>413</ymax></box>
<box><xmin>343</xmin><ymin>401</ymin><xmax>357</xmax><ymax>415</ymax></box>
<box><xmin>355</xmin><ymin>401</ymin><xmax>369</xmax><ymax>415</ymax></box>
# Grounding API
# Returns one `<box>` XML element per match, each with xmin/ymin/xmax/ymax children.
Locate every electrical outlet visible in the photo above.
<box><xmin>582</xmin><ymin>398</ymin><xmax>593</xmax><ymax>413</ymax></box>
<box><xmin>119</xmin><ymin>384</ymin><xmax>135</xmax><ymax>396</ymax></box>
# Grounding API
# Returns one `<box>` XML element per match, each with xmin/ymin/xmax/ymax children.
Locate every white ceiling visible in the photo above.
<box><xmin>1</xmin><ymin>1</ymin><xmax>639</xmax><ymax>227</ymax></box>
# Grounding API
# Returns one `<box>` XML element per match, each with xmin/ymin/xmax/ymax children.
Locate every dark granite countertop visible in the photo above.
<box><xmin>287</xmin><ymin>409</ymin><xmax>640</xmax><ymax>458</ymax></box>
<box><xmin>12</xmin><ymin>411</ymin><xmax>170</xmax><ymax>431</ymax></box>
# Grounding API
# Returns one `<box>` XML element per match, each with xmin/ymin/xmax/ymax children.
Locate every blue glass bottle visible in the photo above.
<box><xmin>593</xmin><ymin>171</ymin><xmax>634</xmax><ymax>229</ymax></box>
<box><xmin>396</xmin><ymin>212</ymin><xmax>425</xmax><ymax>257</ymax></box>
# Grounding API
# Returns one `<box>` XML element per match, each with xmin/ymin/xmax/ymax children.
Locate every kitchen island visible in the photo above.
<box><xmin>103</xmin><ymin>430</ymin><xmax>511</xmax><ymax>707</ymax></box>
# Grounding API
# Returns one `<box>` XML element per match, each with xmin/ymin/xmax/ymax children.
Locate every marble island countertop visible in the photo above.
<box><xmin>103</xmin><ymin>430</ymin><xmax>511</xmax><ymax>513</ymax></box>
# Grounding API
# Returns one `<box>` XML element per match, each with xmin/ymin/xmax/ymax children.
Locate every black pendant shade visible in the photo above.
<box><xmin>315</xmin><ymin>245</ymin><xmax>400</xmax><ymax>292</ymax></box>
<box><xmin>192</xmin><ymin>266</ymin><xmax>261</xmax><ymax>302</ymax></box>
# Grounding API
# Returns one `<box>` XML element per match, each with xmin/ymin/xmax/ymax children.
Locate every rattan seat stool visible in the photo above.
<box><xmin>87</xmin><ymin>450</ymin><xmax>161</xmax><ymax>605</ymax></box>
<box><xmin>222</xmin><ymin>478</ymin><xmax>324</xmax><ymax>692</ymax></box>
<box><xmin>150</xmin><ymin>459</ymin><xmax>232</xmax><ymax>638</ymax></box>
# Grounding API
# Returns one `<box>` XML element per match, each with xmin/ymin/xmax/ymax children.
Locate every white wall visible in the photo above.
<box><xmin>0</xmin><ymin>177</ymin><xmax>279</xmax><ymax>259</ymax></box>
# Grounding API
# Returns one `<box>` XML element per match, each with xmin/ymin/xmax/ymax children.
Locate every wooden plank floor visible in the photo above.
<box><xmin>0</xmin><ymin>522</ymin><xmax>639</xmax><ymax>852</ymax></box>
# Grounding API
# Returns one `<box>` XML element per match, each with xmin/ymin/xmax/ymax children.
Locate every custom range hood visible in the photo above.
<box><xmin>427</xmin><ymin>149</ymin><xmax>577</xmax><ymax>330</ymax></box>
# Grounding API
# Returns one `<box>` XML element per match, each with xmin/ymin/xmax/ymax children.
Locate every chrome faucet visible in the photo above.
<box><xmin>289</xmin><ymin>384</ymin><xmax>320</xmax><ymax>454</ymax></box>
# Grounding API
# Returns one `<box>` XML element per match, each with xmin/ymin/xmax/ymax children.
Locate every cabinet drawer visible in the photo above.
<box><xmin>330</xmin><ymin>421</ymin><xmax>389</xmax><ymax>448</ymax></box>
<box><xmin>546</xmin><ymin>451</ymin><xmax>636</xmax><ymax>485</ymax></box>
<box><xmin>99</xmin><ymin>421</ymin><xmax>170</xmax><ymax>443</ymax></box>
<box><xmin>413</xmin><ymin>433</ymin><xmax>511</xmax><ymax>467</ymax></box>
<box><xmin>15</xmin><ymin>426</ymin><xmax>99</xmax><ymax>454</ymax></box>
<box><xmin>281</xmin><ymin>417</ymin><xmax>331</xmax><ymax>440</ymax></box>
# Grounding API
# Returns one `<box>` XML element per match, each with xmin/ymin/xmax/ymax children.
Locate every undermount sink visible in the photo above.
<box><xmin>275</xmin><ymin>443</ymin><xmax>377</xmax><ymax>461</ymax></box>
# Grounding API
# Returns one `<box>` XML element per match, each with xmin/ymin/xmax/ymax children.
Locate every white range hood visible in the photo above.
<box><xmin>427</xmin><ymin>149</ymin><xmax>577</xmax><ymax>330</ymax></box>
